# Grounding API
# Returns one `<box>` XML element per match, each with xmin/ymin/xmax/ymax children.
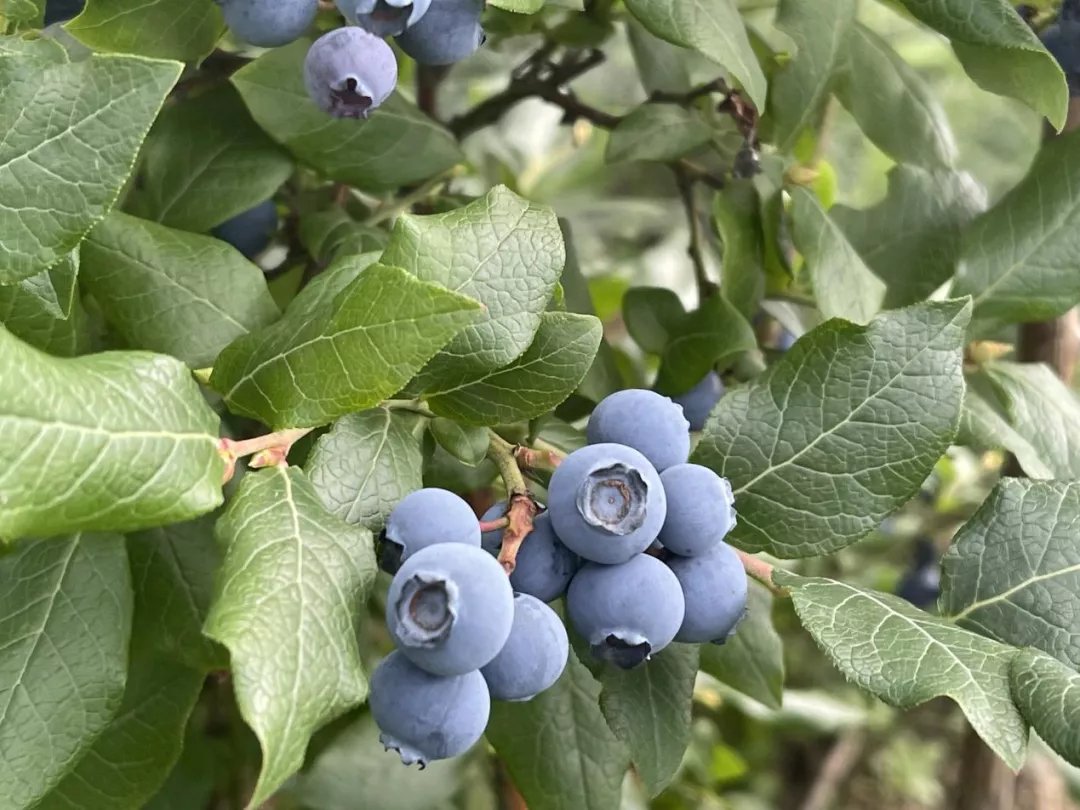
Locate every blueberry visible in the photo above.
<box><xmin>382</xmin><ymin>488</ymin><xmax>481</xmax><ymax>572</ymax></box>
<box><xmin>1041</xmin><ymin>21</ymin><xmax>1080</xmax><ymax>96</ymax></box>
<box><xmin>657</xmin><ymin>464</ymin><xmax>736</xmax><ymax>558</ymax></box>
<box><xmin>666</xmin><ymin>543</ymin><xmax>747</xmax><ymax>643</ymax></box>
<box><xmin>218</xmin><ymin>0</ymin><xmax>317</xmax><ymax>48</ymax></box>
<box><xmin>43</xmin><ymin>0</ymin><xmax>85</xmax><ymax>25</ymax></box>
<box><xmin>776</xmin><ymin>329</ymin><xmax>796</xmax><ymax>351</ymax></box>
<box><xmin>567</xmin><ymin>554</ymin><xmax>684</xmax><ymax>669</ymax></box>
<box><xmin>671</xmin><ymin>372</ymin><xmax>724</xmax><ymax>432</ymax></box>
<box><xmin>304</xmin><ymin>27</ymin><xmax>398</xmax><ymax>119</ymax></box>
<box><xmin>395</xmin><ymin>0</ymin><xmax>485</xmax><ymax>66</ymax></box>
<box><xmin>586</xmin><ymin>389</ymin><xmax>690</xmax><ymax>472</ymax></box>
<box><xmin>547</xmin><ymin>443</ymin><xmax>666</xmax><ymax>565</ymax></box>
<box><xmin>211</xmin><ymin>200</ymin><xmax>278</xmax><ymax>259</ymax></box>
<box><xmin>895</xmin><ymin>537</ymin><xmax>941</xmax><ymax>608</ymax></box>
<box><xmin>386</xmin><ymin>543</ymin><xmax>514</xmax><ymax>675</ymax></box>
<box><xmin>481</xmin><ymin>594</ymin><xmax>568</xmax><ymax>701</ymax></box>
<box><xmin>370</xmin><ymin>650</ymin><xmax>490</xmax><ymax>766</ymax></box>
<box><xmin>482</xmin><ymin>504</ymin><xmax>581</xmax><ymax>602</ymax></box>
<box><xmin>336</xmin><ymin>0</ymin><xmax>432</xmax><ymax>36</ymax></box>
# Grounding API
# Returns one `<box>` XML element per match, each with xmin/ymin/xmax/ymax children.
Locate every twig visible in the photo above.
<box><xmin>675</xmin><ymin>166</ymin><xmax>717</xmax><ymax>302</ymax></box>
<box><xmin>217</xmin><ymin>428</ymin><xmax>313</xmax><ymax>482</ymax></box>
<box><xmin>416</xmin><ymin>65</ymin><xmax>447</xmax><ymax>120</ymax></box>
<box><xmin>479</xmin><ymin>516</ymin><xmax>509</xmax><ymax>534</ymax></box>
<box><xmin>650</xmin><ymin>77</ymin><xmax>729</xmax><ymax>105</ymax></box>
<box><xmin>798</xmin><ymin>728</ymin><xmax>867</xmax><ymax>810</ymax></box>
<box><xmin>362</xmin><ymin>172</ymin><xmax>455</xmax><ymax>227</ymax></box>
<box><xmin>487</xmin><ymin>432</ymin><xmax>538</xmax><ymax>574</ymax></box>
<box><xmin>513</xmin><ymin>442</ymin><xmax>564</xmax><ymax>473</ymax></box>
<box><xmin>736</xmin><ymin>549</ymin><xmax>784</xmax><ymax>596</ymax></box>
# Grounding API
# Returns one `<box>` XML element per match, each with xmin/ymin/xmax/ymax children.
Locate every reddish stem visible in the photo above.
<box><xmin>479</xmin><ymin>516</ymin><xmax>510</xmax><ymax>534</ymax></box>
<box><xmin>496</xmin><ymin>493</ymin><xmax>539</xmax><ymax>575</ymax></box>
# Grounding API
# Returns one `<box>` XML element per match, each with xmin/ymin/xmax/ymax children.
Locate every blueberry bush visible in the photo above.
<box><xmin>4</xmin><ymin>0</ymin><xmax>1080</xmax><ymax>808</ymax></box>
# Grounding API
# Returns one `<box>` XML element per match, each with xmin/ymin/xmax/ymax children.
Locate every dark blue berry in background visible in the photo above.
<box><xmin>43</xmin><ymin>0</ymin><xmax>85</xmax><ymax>25</ymax></box>
<box><xmin>212</xmin><ymin>200</ymin><xmax>279</xmax><ymax>259</ymax></box>
<box><xmin>894</xmin><ymin>536</ymin><xmax>941</xmax><ymax>609</ymax></box>
<box><xmin>218</xmin><ymin>0</ymin><xmax>318</xmax><ymax>48</ymax></box>
<box><xmin>395</xmin><ymin>0</ymin><xmax>485</xmax><ymax>66</ymax></box>
<box><xmin>481</xmin><ymin>506</ymin><xmax>580</xmax><ymax>603</ymax></box>
<box><xmin>671</xmin><ymin>371</ymin><xmax>724</xmax><ymax>431</ymax></box>
<box><xmin>337</xmin><ymin>0</ymin><xmax>432</xmax><ymax>37</ymax></box>
<box><xmin>304</xmin><ymin>26</ymin><xmax>399</xmax><ymax>119</ymax></box>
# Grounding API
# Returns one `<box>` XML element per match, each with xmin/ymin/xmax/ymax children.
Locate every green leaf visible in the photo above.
<box><xmin>68</xmin><ymin>0</ymin><xmax>223</xmax><ymax>62</ymax></box>
<box><xmin>0</xmin><ymin>534</ymin><xmax>132</xmax><ymax>808</ymax></box>
<box><xmin>210</xmin><ymin>261</ymin><xmax>480</xmax><ymax>430</ymax></box>
<box><xmin>833</xmin><ymin>165</ymin><xmax>985</xmax><ymax>308</ymax></box>
<box><xmin>598</xmin><ymin>643</ymin><xmax>699</xmax><ymax>796</ymax></box>
<box><xmin>893</xmin><ymin>0</ymin><xmax>1067</xmax><ymax>130</ymax></box>
<box><xmin>0</xmin><ymin>327</ymin><xmax>224</xmax><ymax>539</ymax></box>
<box><xmin>953</xmin><ymin>129</ymin><xmax>1080</xmax><ymax>328</ymax></box>
<box><xmin>654</xmin><ymin>294</ymin><xmax>757</xmax><ymax>395</ymax></box>
<box><xmin>486</xmin><ymin>647</ymin><xmax>630</xmax><ymax>810</ymax></box>
<box><xmin>80</xmin><ymin>211</ymin><xmax>280</xmax><ymax>367</ymax></box>
<box><xmin>0</xmin><ymin>253</ymin><xmax>90</xmax><ymax>357</ymax></box>
<box><xmin>779</xmin><ymin>572</ymin><xmax>1028</xmax><ymax>769</ymax></box>
<box><xmin>136</xmin><ymin>85</ymin><xmax>293</xmax><ymax>233</ymax></box>
<box><xmin>958</xmin><ymin>372</ymin><xmax>1055</xmax><ymax>480</ymax></box>
<box><xmin>767</xmin><ymin>0</ymin><xmax>854</xmax><ymax>151</ymax></box>
<box><xmin>13</xmin><ymin>252</ymin><xmax>79</xmax><ymax>320</ymax></box>
<box><xmin>699</xmin><ymin>581</ymin><xmax>784</xmax><ymax>709</ymax></box>
<box><xmin>205</xmin><ymin>466</ymin><xmax>377</xmax><ymax>808</ymax></box>
<box><xmin>715</xmin><ymin>182</ymin><xmax>765</xmax><ymax>319</ymax></box>
<box><xmin>382</xmin><ymin>185</ymin><xmax>566</xmax><ymax>382</ymax></box>
<box><xmin>231</xmin><ymin>40</ymin><xmax>462</xmax><ymax>192</ymax></box>
<box><xmin>622</xmin><ymin>286</ymin><xmax>686</xmax><ymax>355</ymax></box>
<box><xmin>299</xmin><ymin>209</ymin><xmax>388</xmax><ymax>263</ymax></box>
<box><xmin>488</xmin><ymin>0</ymin><xmax>543</xmax><ymax>11</ymax></box>
<box><xmin>0</xmin><ymin>51</ymin><xmax>181</xmax><ymax>283</ymax></box>
<box><xmin>128</xmin><ymin>515</ymin><xmax>226</xmax><ymax>671</ymax></box>
<box><xmin>622</xmin><ymin>0</ymin><xmax>766</xmax><ymax>111</ymax></box>
<box><xmin>33</xmin><ymin>655</ymin><xmax>204</xmax><ymax>810</ymax></box>
<box><xmin>790</xmin><ymin>187</ymin><xmax>885</xmax><ymax>325</ymax></box>
<box><xmin>1010</xmin><ymin>649</ymin><xmax>1080</xmax><ymax>767</ymax></box>
<box><xmin>426</xmin><ymin>312</ymin><xmax>603</xmax><ymax>426</ymax></box>
<box><xmin>692</xmin><ymin>299</ymin><xmax>971</xmax><ymax>557</ymax></box>
<box><xmin>626</xmin><ymin>17</ymin><xmax>692</xmax><ymax>96</ymax></box>
<box><xmin>429</xmin><ymin>418</ymin><xmax>489</xmax><ymax>467</ymax></box>
<box><xmin>941</xmin><ymin>479</ymin><xmax>1080</xmax><ymax>670</ymax></box>
<box><xmin>306</xmin><ymin>408</ymin><xmax>424</xmax><ymax>531</ymax></box>
<box><xmin>605</xmin><ymin>104</ymin><xmax>711</xmax><ymax>164</ymax></box>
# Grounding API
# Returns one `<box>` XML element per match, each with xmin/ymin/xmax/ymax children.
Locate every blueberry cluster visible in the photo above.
<box><xmin>214</xmin><ymin>0</ymin><xmax>485</xmax><ymax>120</ymax></box>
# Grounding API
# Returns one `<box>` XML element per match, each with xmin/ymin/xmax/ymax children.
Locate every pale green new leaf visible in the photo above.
<box><xmin>306</xmin><ymin>407</ymin><xmax>424</xmax><ymax>531</ymax></box>
<box><xmin>486</xmin><ymin>648</ymin><xmax>630</xmax><ymax>810</ymax></box>
<box><xmin>599</xmin><ymin>644</ymin><xmax>699</xmax><ymax>796</ymax></box>
<box><xmin>204</xmin><ymin>467</ymin><xmax>377</xmax><ymax>809</ymax></box>
<box><xmin>0</xmin><ymin>534</ymin><xmax>132</xmax><ymax>808</ymax></box>
<box><xmin>0</xmin><ymin>253</ymin><xmax>90</xmax><ymax>357</ymax></box>
<box><xmin>622</xmin><ymin>0</ymin><xmax>766</xmax><ymax>110</ymax></box>
<box><xmin>1010</xmin><ymin>649</ymin><xmax>1080</xmax><ymax>767</ymax></box>
<box><xmin>958</xmin><ymin>373</ymin><xmax>1055</xmax><ymax>480</ymax></box>
<box><xmin>0</xmin><ymin>327</ymin><xmax>224</xmax><ymax>539</ymax></box>
<box><xmin>210</xmin><ymin>261</ymin><xmax>480</xmax><ymax>430</ymax></box>
<box><xmin>14</xmin><ymin>252</ymin><xmax>79</xmax><ymax>320</ymax></box>
<box><xmin>68</xmin><ymin>0</ymin><xmax>224</xmax><ymax>62</ymax></box>
<box><xmin>789</xmin><ymin>187</ymin><xmax>885</xmax><ymax>325</ymax></box>
<box><xmin>488</xmin><ymin>0</ymin><xmax>543</xmax><ymax>11</ymax></box>
<box><xmin>780</xmin><ymin>573</ymin><xmax>1028</xmax><ymax>769</ymax></box>
<box><xmin>427</xmin><ymin>312</ymin><xmax>602</xmax><ymax>426</ymax></box>
<box><xmin>693</xmin><ymin>300</ymin><xmax>970</xmax><ymax>557</ymax></box>
<box><xmin>942</xmin><ymin>479</ymin><xmax>1080</xmax><ymax>670</ymax></box>
<box><xmin>953</xmin><ymin>130</ymin><xmax>1080</xmax><ymax>328</ymax></box>
<box><xmin>231</xmin><ymin>41</ymin><xmax>462</xmax><ymax>192</ymax></box>
<box><xmin>0</xmin><ymin>52</ymin><xmax>181</xmax><ymax>283</ymax></box>
<box><xmin>81</xmin><ymin>211</ymin><xmax>280</xmax><ymax>367</ymax></box>
<box><xmin>606</xmin><ymin>104</ymin><xmax>712</xmax><ymax>164</ymax></box>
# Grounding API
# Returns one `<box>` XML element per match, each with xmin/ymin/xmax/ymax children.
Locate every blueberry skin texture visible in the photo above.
<box><xmin>336</xmin><ymin>0</ymin><xmax>432</xmax><ymax>36</ymax></box>
<box><xmin>666</xmin><ymin>543</ymin><xmax>747</xmax><ymax>643</ymax></box>
<box><xmin>304</xmin><ymin>27</ymin><xmax>398</xmax><ymax>119</ymax></box>
<box><xmin>44</xmin><ymin>0</ymin><xmax>85</xmax><ymax>25</ymax></box>
<box><xmin>481</xmin><ymin>594</ymin><xmax>569</xmax><ymax>701</ymax></box>
<box><xmin>384</xmin><ymin>488</ymin><xmax>481</xmax><ymax>569</ymax></box>
<box><xmin>386</xmin><ymin>543</ymin><xmax>514</xmax><ymax>675</ymax></box>
<box><xmin>567</xmin><ymin>554</ymin><xmax>685</xmax><ymax>669</ymax></box>
<box><xmin>219</xmin><ymin>0</ymin><xmax>318</xmax><ymax>48</ymax></box>
<box><xmin>211</xmin><ymin>200</ymin><xmax>278</xmax><ymax>259</ymax></box>
<box><xmin>657</xmin><ymin>464</ymin><xmax>736</xmax><ymax>558</ymax></box>
<box><xmin>671</xmin><ymin>372</ymin><xmax>724</xmax><ymax>432</ymax></box>
<box><xmin>370</xmin><ymin>650</ymin><xmax>490</xmax><ymax>766</ymax></box>
<box><xmin>482</xmin><ymin>505</ymin><xmax>581</xmax><ymax>602</ymax></box>
<box><xmin>586</xmin><ymin>389</ymin><xmax>690</xmax><ymax>472</ymax></box>
<box><xmin>547</xmin><ymin>443</ymin><xmax>667</xmax><ymax>565</ymax></box>
<box><xmin>395</xmin><ymin>0</ymin><xmax>485</xmax><ymax>66</ymax></box>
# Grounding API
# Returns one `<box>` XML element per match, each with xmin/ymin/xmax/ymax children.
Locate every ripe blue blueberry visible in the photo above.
<box><xmin>211</xmin><ymin>200</ymin><xmax>278</xmax><ymax>259</ymax></box>
<box><xmin>336</xmin><ymin>0</ymin><xmax>432</xmax><ymax>36</ymax></box>
<box><xmin>657</xmin><ymin>463</ymin><xmax>736</xmax><ymax>558</ymax></box>
<box><xmin>395</xmin><ymin>0</ymin><xmax>485</xmax><ymax>66</ymax></box>
<box><xmin>586</xmin><ymin>389</ymin><xmax>690</xmax><ymax>472</ymax></box>
<box><xmin>776</xmin><ymin>329</ymin><xmax>796</xmax><ymax>351</ymax></box>
<box><xmin>481</xmin><ymin>594</ymin><xmax>568</xmax><ymax>701</ymax></box>
<box><xmin>547</xmin><ymin>443</ymin><xmax>666</xmax><ymax>565</ymax></box>
<box><xmin>1042</xmin><ymin>21</ymin><xmax>1080</xmax><ymax>96</ymax></box>
<box><xmin>370</xmin><ymin>650</ymin><xmax>490</xmax><ymax>766</ymax></box>
<box><xmin>44</xmin><ymin>0</ymin><xmax>84</xmax><ymax>25</ymax></box>
<box><xmin>382</xmin><ymin>487</ymin><xmax>481</xmax><ymax>572</ymax></box>
<box><xmin>671</xmin><ymin>372</ymin><xmax>724</xmax><ymax>432</ymax></box>
<box><xmin>482</xmin><ymin>503</ymin><xmax>580</xmax><ymax>602</ymax></box>
<box><xmin>304</xmin><ymin>27</ymin><xmax>398</xmax><ymax>119</ymax></box>
<box><xmin>386</xmin><ymin>543</ymin><xmax>514</xmax><ymax>675</ymax></box>
<box><xmin>895</xmin><ymin>537</ymin><xmax>941</xmax><ymax>608</ymax></box>
<box><xmin>218</xmin><ymin>0</ymin><xmax>317</xmax><ymax>48</ymax></box>
<box><xmin>666</xmin><ymin>542</ymin><xmax>747</xmax><ymax>643</ymax></box>
<box><xmin>567</xmin><ymin>554</ymin><xmax>685</xmax><ymax>669</ymax></box>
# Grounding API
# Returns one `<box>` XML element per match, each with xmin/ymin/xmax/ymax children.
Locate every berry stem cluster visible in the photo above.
<box><xmin>217</xmin><ymin>428</ymin><xmax>313</xmax><ymax>482</ymax></box>
<box><xmin>486</xmin><ymin>432</ymin><xmax>539</xmax><ymax>574</ymax></box>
